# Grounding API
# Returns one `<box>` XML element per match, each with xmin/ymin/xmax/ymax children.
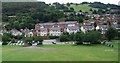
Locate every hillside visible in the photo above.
<box><xmin>65</xmin><ymin>4</ymin><xmax>98</xmax><ymax>13</ymax></box>
<box><xmin>2</xmin><ymin>2</ymin><xmax>119</xmax><ymax>30</ymax></box>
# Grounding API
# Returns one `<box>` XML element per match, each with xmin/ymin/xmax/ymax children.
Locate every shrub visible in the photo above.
<box><xmin>59</xmin><ymin>35</ymin><xmax>69</xmax><ymax>42</ymax></box>
<box><xmin>74</xmin><ymin>32</ymin><xmax>84</xmax><ymax>45</ymax></box>
<box><xmin>49</xmin><ymin>36</ymin><xmax>59</xmax><ymax>39</ymax></box>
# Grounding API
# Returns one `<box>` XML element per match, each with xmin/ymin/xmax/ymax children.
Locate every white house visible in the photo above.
<box><xmin>10</xmin><ymin>29</ymin><xmax>22</xmax><ymax>36</ymax></box>
<box><xmin>49</xmin><ymin>28</ymin><xmax>62</xmax><ymax>36</ymax></box>
<box><xmin>81</xmin><ymin>26</ymin><xmax>94</xmax><ymax>33</ymax></box>
<box><xmin>67</xmin><ymin>26</ymin><xmax>79</xmax><ymax>34</ymax></box>
<box><xmin>39</xmin><ymin>28</ymin><xmax>48</xmax><ymax>36</ymax></box>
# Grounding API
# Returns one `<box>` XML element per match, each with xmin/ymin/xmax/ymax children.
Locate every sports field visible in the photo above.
<box><xmin>2</xmin><ymin>44</ymin><xmax>118</xmax><ymax>61</ymax></box>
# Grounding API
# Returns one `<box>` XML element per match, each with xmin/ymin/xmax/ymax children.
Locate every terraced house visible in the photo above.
<box><xmin>35</xmin><ymin>21</ymin><xmax>80</xmax><ymax>38</ymax></box>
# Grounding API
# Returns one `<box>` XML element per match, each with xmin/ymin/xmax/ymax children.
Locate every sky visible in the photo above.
<box><xmin>37</xmin><ymin>0</ymin><xmax>120</xmax><ymax>5</ymax></box>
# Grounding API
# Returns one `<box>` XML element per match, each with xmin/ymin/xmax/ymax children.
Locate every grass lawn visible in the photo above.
<box><xmin>2</xmin><ymin>44</ymin><xmax>118</xmax><ymax>61</ymax></box>
<box><xmin>66</xmin><ymin>4</ymin><xmax>98</xmax><ymax>13</ymax></box>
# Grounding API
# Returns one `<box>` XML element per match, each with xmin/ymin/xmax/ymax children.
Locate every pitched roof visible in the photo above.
<box><xmin>83</xmin><ymin>26</ymin><xmax>94</xmax><ymax>30</ymax></box>
<box><xmin>40</xmin><ymin>28</ymin><xmax>47</xmax><ymax>31</ymax></box>
<box><xmin>67</xmin><ymin>26</ymin><xmax>79</xmax><ymax>30</ymax></box>
<box><xmin>49</xmin><ymin>27</ymin><xmax>61</xmax><ymax>31</ymax></box>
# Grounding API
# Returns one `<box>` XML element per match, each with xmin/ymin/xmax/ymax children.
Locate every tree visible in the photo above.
<box><xmin>49</xmin><ymin>36</ymin><xmax>59</xmax><ymax>39</ymax></box>
<box><xmin>69</xmin><ymin>7</ymin><xmax>74</xmax><ymax>12</ymax></box>
<box><xmin>74</xmin><ymin>32</ymin><xmax>85</xmax><ymax>45</ymax></box>
<box><xmin>33</xmin><ymin>36</ymin><xmax>43</xmax><ymax>45</ymax></box>
<box><xmin>79</xmin><ymin>10</ymin><xmax>82</xmax><ymax>12</ymax></box>
<box><xmin>105</xmin><ymin>27</ymin><xmax>118</xmax><ymax>41</ymax></box>
<box><xmin>77</xmin><ymin>16</ymin><xmax>83</xmax><ymax>23</ymax></box>
<box><xmin>2</xmin><ymin>35</ymin><xmax>11</xmax><ymax>42</ymax></box>
<box><xmin>92</xmin><ymin>10</ymin><xmax>97</xmax><ymax>14</ymax></box>
<box><xmin>24</xmin><ymin>37</ymin><xmax>33</xmax><ymax>43</ymax></box>
<box><xmin>34</xmin><ymin>36</ymin><xmax>43</xmax><ymax>43</ymax></box>
<box><xmin>66</xmin><ymin>3</ymin><xmax>70</xmax><ymax>7</ymax></box>
<box><xmin>84</xmin><ymin>31</ymin><xmax>103</xmax><ymax>44</ymax></box>
<box><xmin>69</xmin><ymin>33</ymin><xmax>75</xmax><ymax>41</ymax></box>
<box><xmin>90</xmin><ymin>8</ymin><xmax>93</xmax><ymax>11</ymax></box>
<box><xmin>15</xmin><ymin>35</ymin><xmax>24</xmax><ymax>40</ymax></box>
<box><xmin>59</xmin><ymin>35</ymin><xmax>69</xmax><ymax>42</ymax></box>
<box><xmin>94</xmin><ymin>22</ymin><xmax>97</xmax><ymax>30</ymax></box>
<box><xmin>118</xmin><ymin>32</ymin><xmax>120</xmax><ymax>39</ymax></box>
<box><xmin>11</xmin><ymin>38</ymin><xmax>16</xmax><ymax>43</ymax></box>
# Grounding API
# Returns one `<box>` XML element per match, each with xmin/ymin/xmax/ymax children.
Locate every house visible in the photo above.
<box><xmin>37</xmin><ymin>28</ymin><xmax>48</xmax><ymax>36</ymax></box>
<box><xmin>86</xmin><ymin>14</ymin><xmax>100</xmax><ymax>19</ymax></box>
<box><xmin>75</xmin><ymin>12</ymin><xmax>84</xmax><ymax>15</ymax></box>
<box><xmin>20</xmin><ymin>28</ymin><xmax>34</xmax><ymax>37</ymax></box>
<box><xmin>81</xmin><ymin>25</ymin><xmax>94</xmax><ymax>33</ymax></box>
<box><xmin>10</xmin><ymin>29</ymin><xmax>22</xmax><ymax>36</ymax></box>
<box><xmin>114</xmin><ymin>24</ymin><xmax>120</xmax><ymax>32</ymax></box>
<box><xmin>67</xmin><ymin>26</ymin><xmax>79</xmax><ymax>34</ymax></box>
<box><xmin>49</xmin><ymin>27</ymin><xmax>62</xmax><ymax>36</ymax></box>
<box><xmin>0</xmin><ymin>29</ymin><xmax>8</xmax><ymax>35</ymax></box>
<box><xmin>83</xmin><ymin>20</ymin><xmax>95</xmax><ymax>25</ymax></box>
<box><xmin>101</xmin><ymin>25</ymin><xmax>108</xmax><ymax>34</ymax></box>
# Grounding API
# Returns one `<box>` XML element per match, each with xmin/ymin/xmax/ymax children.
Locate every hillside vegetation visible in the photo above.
<box><xmin>66</xmin><ymin>4</ymin><xmax>98</xmax><ymax>13</ymax></box>
<box><xmin>2</xmin><ymin>2</ymin><xmax>120</xmax><ymax>30</ymax></box>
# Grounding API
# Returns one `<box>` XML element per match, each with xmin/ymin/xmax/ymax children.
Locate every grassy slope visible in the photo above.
<box><xmin>2</xmin><ymin>44</ymin><xmax>118</xmax><ymax>61</ymax></box>
<box><xmin>65</xmin><ymin>4</ymin><xmax>98</xmax><ymax>13</ymax></box>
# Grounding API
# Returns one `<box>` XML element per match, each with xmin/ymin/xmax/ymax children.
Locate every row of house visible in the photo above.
<box><xmin>0</xmin><ymin>28</ymin><xmax>35</xmax><ymax>37</ymax></box>
<box><xmin>1</xmin><ymin>20</ymin><xmax>119</xmax><ymax>39</ymax></box>
<box><xmin>35</xmin><ymin>21</ymin><xmax>80</xmax><ymax>38</ymax></box>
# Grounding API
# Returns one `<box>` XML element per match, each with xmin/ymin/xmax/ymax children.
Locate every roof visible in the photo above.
<box><xmin>83</xmin><ymin>26</ymin><xmax>94</xmax><ymax>30</ymax></box>
<box><xmin>49</xmin><ymin>27</ymin><xmax>61</xmax><ymax>31</ymax></box>
<box><xmin>67</xmin><ymin>26</ymin><xmax>79</xmax><ymax>30</ymax></box>
<box><xmin>10</xmin><ymin>29</ymin><xmax>21</xmax><ymax>34</ymax></box>
<box><xmin>22</xmin><ymin>29</ymin><xmax>30</xmax><ymax>33</ymax></box>
<box><xmin>40</xmin><ymin>28</ymin><xmax>47</xmax><ymax>31</ymax></box>
<box><xmin>37</xmin><ymin>21</ymin><xmax>77</xmax><ymax>26</ymax></box>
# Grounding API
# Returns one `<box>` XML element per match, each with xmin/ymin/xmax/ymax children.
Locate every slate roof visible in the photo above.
<box><xmin>67</xmin><ymin>26</ymin><xmax>79</xmax><ymax>30</ymax></box>
<box><xmin>40</xmin><ymin>28</ymin><xmax>47</xmax><ymax>32</ymax></box>
<box><xmin>83</xmin><ymin>26</ymin><xmax>94</xmax><ymax>30</ymax></box>
<box><xmin>38</xmin><ymin>21</ymin><xmax>77</xmax><ymax>25</ymax></box>
<box><xmin>49</xmin><ymin>27</ymin><xmax>61</xmax><ymax>31</ymax></box>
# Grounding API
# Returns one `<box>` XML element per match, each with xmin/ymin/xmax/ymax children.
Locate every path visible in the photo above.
<box><xmin>17</xmin><ymin>46</ymin><xmax>57</xmax><ymax>50</ymax></box>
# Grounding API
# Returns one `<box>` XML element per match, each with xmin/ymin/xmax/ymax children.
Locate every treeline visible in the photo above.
<box><xmin>59</xmin><ymin>27</ymin><xmax>119</xmax><ymax>45</ymax></box>
<box><xmin>89</xmin><ymin>2</ymin><xmax>120</xmax><ymax>9</ymax></box>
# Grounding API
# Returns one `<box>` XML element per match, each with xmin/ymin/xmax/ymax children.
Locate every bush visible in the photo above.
<box><xmin>49</xmin><ymin>36</ymin><xmax>59</xmax><ymax>39</ymax></box>
<box><xmin>74</xmin><ymin>32</ymin><xmax>84</xmax><ymax>45</ymax></box>
<box><xmin>59</xmin><ymin>35</ymin><xmax>69</xmax><ymax>42</ymax></box>
<box><xmin>2</xmin><ymin>42</ymin><xmax>8</xmax><ymax>45</ymax></box>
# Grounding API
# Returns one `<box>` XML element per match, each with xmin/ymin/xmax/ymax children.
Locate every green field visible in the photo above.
<box><xmin>66</xmin><ymin>4</ymin><xmax>98</xmax><ymax>13</ymax></box>
<box><xmin>2</xmin><ymin>44</ymin><xmax>118</xmax><ymax>61</ymax></box>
